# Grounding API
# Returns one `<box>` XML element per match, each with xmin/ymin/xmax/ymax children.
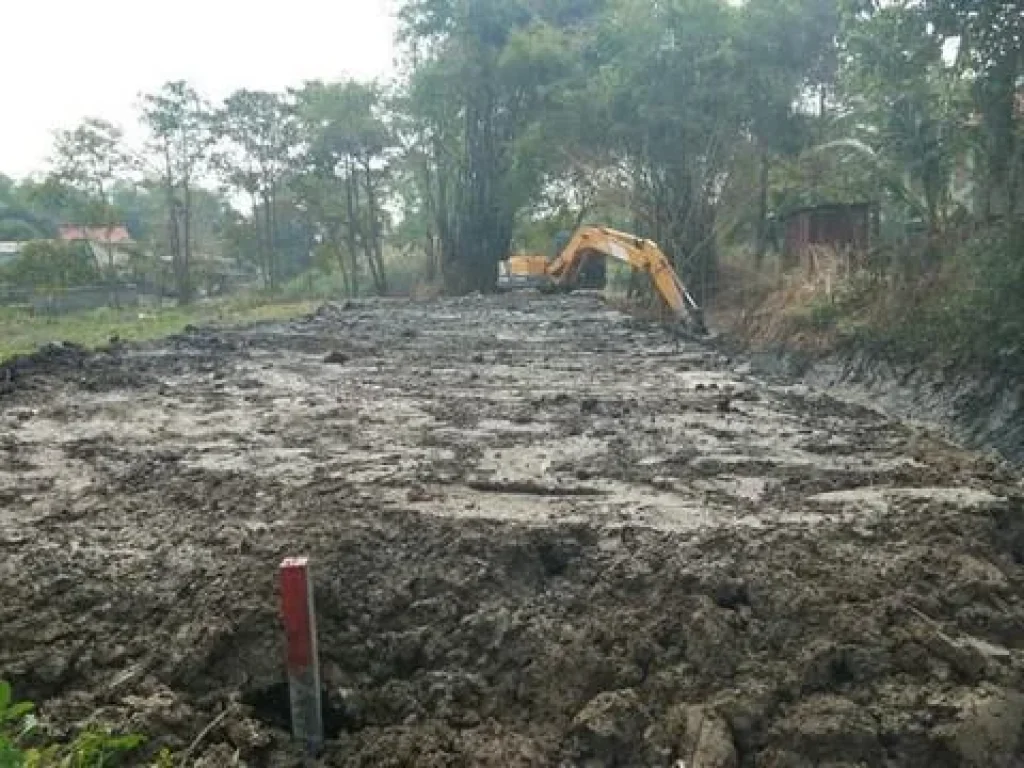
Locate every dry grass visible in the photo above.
<box><xmin>712</xmin><ymin>247</ymin><xmax>874</xmax><ymax>352</ymax></box>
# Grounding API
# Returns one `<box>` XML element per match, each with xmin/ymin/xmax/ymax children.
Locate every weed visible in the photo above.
<box><xmin>0</xmin><ymin>680</ymin><xmax>155</xmax><ymax>767</ymax></box>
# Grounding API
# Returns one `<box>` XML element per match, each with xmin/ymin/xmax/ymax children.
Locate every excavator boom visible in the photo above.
<box><xmin>544</xmin><ymin>227</ymin><xmax>704</xmax><ymax>332</ymax></box>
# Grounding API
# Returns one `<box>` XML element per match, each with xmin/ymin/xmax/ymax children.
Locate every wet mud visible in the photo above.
<box><xmin>2</xmin><ymin>293</ymin><xmax>1024</xmax><ymax>767</ymax></box>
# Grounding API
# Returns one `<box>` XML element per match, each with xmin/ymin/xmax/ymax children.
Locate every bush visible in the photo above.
<box><xmin>2</xmin><ymin>241</ymin><xmax>98</xmax><ymax>296</ymax></box>
<box><xmin>280</xmin><ymin>269</ymin><xmax>351</xmax><ymax>301</ymax></box>
<box><xmin>865</xmin><ymin>228</ymin><xmax>1023</xmax><ymax>367</ymax></box>
<box><xmin>281</xmin><ymin>248</ymin><xmax>432</xmax><ymax>301</ymax></box>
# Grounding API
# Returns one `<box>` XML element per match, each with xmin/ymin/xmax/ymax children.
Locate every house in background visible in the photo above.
<box><xmin>58</xmin><ymin>225</ymin><xmax>145</xmax><ymax>272</ymax></box>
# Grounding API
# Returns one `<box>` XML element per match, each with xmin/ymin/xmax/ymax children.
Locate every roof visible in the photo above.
<box><xmin>59</xmin><ymin>225</ymin><xmax>134</xmax><ymax>244</ymax></box>
<box><xmin>778</xmin><ymin>201</ymin><xmax>875</xmax><ymax>220</ymax></box>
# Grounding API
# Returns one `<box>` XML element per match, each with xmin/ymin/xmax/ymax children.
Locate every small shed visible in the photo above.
<box><xmin>780</xmin><ymin>202</ymin><xmax>874</xmax><ymax>266</ymax></box>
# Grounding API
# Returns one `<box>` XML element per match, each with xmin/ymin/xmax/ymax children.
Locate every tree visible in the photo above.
<box><xmin>215</xmin><ymin>89</ymin><xmax>297</xmax><ymax>291</ymax></box>
<box><xmin>292</xmin><ymin>80</ymin><xmax>393</xmax><ymax>295</ymax></box>
<box><xmin>833</xmin><ymin>0</ymin><xmax>973</xmax><ymax>257</ymax></box>
<box><xmin>50</xmin><ymin>118</ymin><xmax>132</xmax><ymax>302</ymax></box>
<box><xmin>398</xmin><ymin>0</ymin><xmax>592</xmax><ymax>293</ymax></box>
<box><xmin>927</xmin><ymin>0</ymin><xmax>1022</xmax><ymax>247</ymax></box>
<box><xmin>140</xmin><ymin>80</ymin><xmax>215</xmax><ymax>303</ymax></box>
<box><xmin>3</xmin><ymin>240</ymin><xmax>98</xmax><ymax>299</ymax></box>
<box><xmin>736</xmin><ymin>0</ymin><xmax>837</xmax><ymax>263</ymax></box>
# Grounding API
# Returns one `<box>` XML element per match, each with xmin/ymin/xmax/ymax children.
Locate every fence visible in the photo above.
<box><xmin>0</xmin><ymin>284</ymin><xmax>147</xmax><ymax>314</ymax></box>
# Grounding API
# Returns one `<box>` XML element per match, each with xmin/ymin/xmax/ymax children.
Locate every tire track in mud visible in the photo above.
<box><xmin>1</xmin><ymin>293</ymin><xmax>1024</xmax><ymax>767</ymax></box>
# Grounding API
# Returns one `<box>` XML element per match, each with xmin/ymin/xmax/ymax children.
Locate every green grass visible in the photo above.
<box><xmin>0</xmin><ymin>295</ymin><xmax>318</xmax><ymax>363</ymax></box>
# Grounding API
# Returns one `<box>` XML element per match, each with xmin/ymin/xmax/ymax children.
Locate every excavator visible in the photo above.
<box><xmin>499</xmin><ymin>226</ymin><xmax>706</xmax><ymax>334</ymax></box>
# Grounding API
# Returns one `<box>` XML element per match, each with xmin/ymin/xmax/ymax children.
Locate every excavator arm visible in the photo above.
<box><xmin>545</xmin><ymin>227</ymin><xmax>705</xmax><ymax>332</ymax></box>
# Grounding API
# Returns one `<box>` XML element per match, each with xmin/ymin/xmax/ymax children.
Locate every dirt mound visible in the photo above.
<box><xmin>2</xmin><ymin>294</ymin><xmax>1024</xmax><ymax>766</ymax></box>
<box><xmin>0</xmin><ymin>342</ymin><xmax>90</xmax><ymax>393</ymax></box>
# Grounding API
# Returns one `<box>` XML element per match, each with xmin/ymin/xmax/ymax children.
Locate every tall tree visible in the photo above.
<box><xmin>50</xmin><ymin>117</ymin><xmax>132</xmax><ymax>303</ymax></box>
<box><xmin>292</xmin><ymin>79</ymin><xmax>393</xmax><ymax>295</ymax></box>
<box><xmin>927</xmin><ymin>0</ymin><xmax>1022</xmax><ymax>244</ymax></box>
<box><xmin>835</xmin><ymin>0</ymin><xmax>969</xmax><ymax>246</ymax></box>
<box><xmin>737</xmin><ymin>0</ymin><xmax>837</xmax><ymax>263</ymax></box>
<box><xmin>216</xmin><ymin>90</ymin><xmax>296</xmax><ymax>291</ymax></box>
<box><xmin>399</xmin><ymin>0</ymin><xmax>589</xmax><ymax>293</ymax></box>
<box><xmin>140</xmin><ymin>80</ymin><xmax>214</xmax><ymax>303</ymax></box>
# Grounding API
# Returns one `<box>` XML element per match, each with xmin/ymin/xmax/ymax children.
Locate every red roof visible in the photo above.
<box><xmin>59</xmin><ymin>225</ymin><xmax>133</xmax><ymax>244</ymax></box>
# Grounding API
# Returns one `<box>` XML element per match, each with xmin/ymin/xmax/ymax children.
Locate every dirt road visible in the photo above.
<box><xmin>2</xmin><ymin>294</ymin><xmax>1024</xmax><ymax>767</ymax></box>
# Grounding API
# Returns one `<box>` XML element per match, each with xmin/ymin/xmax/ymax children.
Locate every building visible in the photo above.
<box><xmin>58</xmin><ymin>225</ymin><xmax>140</xmax><ymax>270</ymax></box>
<box><xmin>780</xmin><ymin>202</ymin><xmax>875</xmax><ymax>267</ymax></box>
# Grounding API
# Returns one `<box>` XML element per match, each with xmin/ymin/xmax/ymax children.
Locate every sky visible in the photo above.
<box><xmin>0</xmin><ymin>0</ymin><xmax>398</xmax><ymax>179</ymax></box>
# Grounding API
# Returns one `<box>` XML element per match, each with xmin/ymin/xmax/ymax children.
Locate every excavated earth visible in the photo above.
<box><xmin>3</xmin><ymin>293</ymin><xmax>1024</xmax><ymax>767</ymax></box>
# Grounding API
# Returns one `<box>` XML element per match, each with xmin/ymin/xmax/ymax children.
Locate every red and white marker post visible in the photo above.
<box><xmin>279</xmin><ymin>557</ymin><xmax>323</xmax><ymax>754</ymax></box>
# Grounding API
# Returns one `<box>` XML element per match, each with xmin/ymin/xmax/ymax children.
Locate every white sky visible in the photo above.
<box><xmin>1</xmin><ymin>0</ymin><xmax>398</xmax><ymax>180</ymax></box>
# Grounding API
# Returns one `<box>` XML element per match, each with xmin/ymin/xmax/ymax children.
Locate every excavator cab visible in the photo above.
<box><xmin>573</xmin><ymin>250</ymin><xmax>607</xmax><ymax>290</ymax></box>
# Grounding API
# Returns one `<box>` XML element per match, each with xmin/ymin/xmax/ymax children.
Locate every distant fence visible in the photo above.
<box><xmin>0</xmin><ymin>284</ymin><xmax>150</xmax><ymax>314</ymax></box>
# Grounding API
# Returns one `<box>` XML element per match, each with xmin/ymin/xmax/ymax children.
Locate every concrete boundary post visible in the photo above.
<box><xmin>279</xmin><ymin>557</ymin><xmax>323</xmax><ymax>754</ymax></box>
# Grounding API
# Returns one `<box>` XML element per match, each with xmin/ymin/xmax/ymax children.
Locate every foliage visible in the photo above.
<box><xmin>48</xmin><ymin>118</ymin><xmax>134</xmax><ymax>303</ymax></box>
<box><xmin>1</xmin><ymin>242</ymin><xmax>98</xmax><ymax>296</ymax></box>
<box><xmin>0</xmin><ymin>681</ymin><xmax>144</xmax><ymax>767</ymax></box>
<box><xmin>866</xmin><ymin>228</ymin><xmax>1024</xmax><ymax>371</ymax></box>
<box><xmin>397</xmin><ymin>0</ymin><xmax>590</xmax><ymax>292</ymax></box>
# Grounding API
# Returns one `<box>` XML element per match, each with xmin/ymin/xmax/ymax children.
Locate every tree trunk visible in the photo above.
<box><xmin>262</xmin><ymin>194</ymin><xmax>275</xmax><ymax>291</ymax></box>
<box><xmin>420</xmin><ymin>158</ymin><xmax>439</xmax><ymax>282</ymax></box>
<box><xmin>250</xmin><ymin>196</ymin><xmax>269</xmax><ymax>290</ymax></box>
<box><xmin>181</xmin><ymin>181</ymin><xmax>193</xmax><ymax>303</ymax></box>
<box><xmin>331</xmin><ymin>226</ymin><xmax>353</xmax><ymax>297</ymax></box>
<box><xmin>343</xmin><ymin>159</ymin><xmax>361</xmax><ymax>296</ymax></box>
<box><xmin>448</xmin><ymin>78</ymin><xmax>504</xmax><ymax>295</ymax></box>
<box><xmin>106</xmin><ymin>237</ymin><xmax>118</xmax><ymax>309</ymax></box>
<box><xmin>363</xmin><ymin>158</ymin><xmax>387</xmax><ymax>295</ymax></box>
<box><xmin>755</xmin><ymin>151</ymin><xmax>770</xmax><ymax>269</ymax></box>
<box><xmin>269</xmin><ymin>183</ymin><xmax>278</xmax><ymax>289</ymax></box>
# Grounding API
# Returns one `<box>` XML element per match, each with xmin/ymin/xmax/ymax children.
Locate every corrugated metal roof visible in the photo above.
<box><xmin>59</xmin><ymin>225</ymin><xmax>134</xmax><ymax>244</ymax></box>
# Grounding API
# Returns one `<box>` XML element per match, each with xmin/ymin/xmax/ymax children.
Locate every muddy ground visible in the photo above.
<box><xmin>3</xmin><ymin>293</ymin><xmax>1024</xmax><ymax>767</ymax></box>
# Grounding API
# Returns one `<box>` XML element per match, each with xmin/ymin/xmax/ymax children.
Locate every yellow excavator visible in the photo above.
<box><xmin>500</xmin><ymin>226</ymin><xmax>706</xmax><ymax>333</ymax></box>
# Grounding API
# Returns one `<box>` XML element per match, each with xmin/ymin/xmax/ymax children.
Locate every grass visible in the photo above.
<box><xmin>0</xmin><ymin>295</ymin><xmax>319</xmax><ymax>363</ymax></box>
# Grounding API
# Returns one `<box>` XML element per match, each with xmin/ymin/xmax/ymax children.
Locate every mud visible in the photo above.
<box><xmin>3</xmin><ymin>293</ymin><xmax>1024</xmax><ymax>767</ymax></box>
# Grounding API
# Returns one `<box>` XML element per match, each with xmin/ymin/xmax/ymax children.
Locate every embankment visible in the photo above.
<box><xmin>713</xmin><ymin>305</ymin><xmax>1024</xmax><ymax>464</ymax></box>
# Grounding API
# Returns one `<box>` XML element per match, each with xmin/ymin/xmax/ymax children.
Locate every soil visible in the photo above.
<box><xmin>3</xmin><ymin>292</ymin><xmax>1024</xmax><ymax>767</ymax></box>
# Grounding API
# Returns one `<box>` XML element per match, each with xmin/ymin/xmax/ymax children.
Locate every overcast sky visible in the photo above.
<box><xmin>1</xmin><ymin>0</ymin><xmax>398</xmax><ymax>180</ymax></box>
